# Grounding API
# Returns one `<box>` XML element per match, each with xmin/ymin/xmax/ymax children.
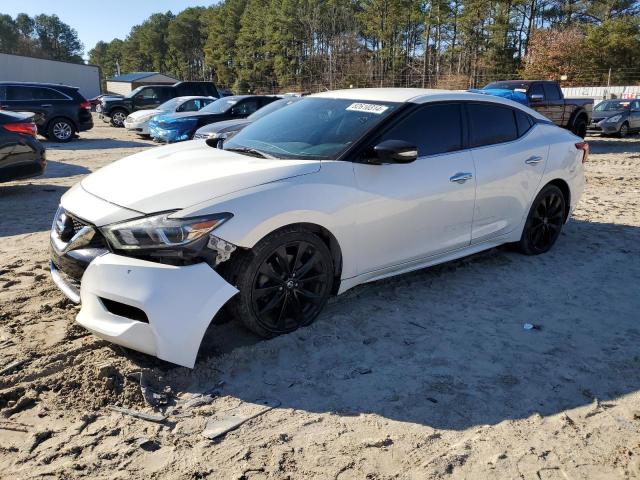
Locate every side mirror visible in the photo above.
<box><xmin>529</xmin><ymin>93</ymin><xmax>544</xmax><ymax>102</ymax></box>
<box><xmin>370</xmin><ymin>139</ymin><xmax>418</xmax><ymax>164</ymax></box>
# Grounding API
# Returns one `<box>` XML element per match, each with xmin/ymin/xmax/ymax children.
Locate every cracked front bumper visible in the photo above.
<box><xmin>75</xmin><ymin>253</ymin><xmax>238</xmax><ymax>368</ymax></box>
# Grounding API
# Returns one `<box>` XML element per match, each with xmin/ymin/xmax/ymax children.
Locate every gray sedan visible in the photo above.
<box><xmin>193</xmin><ymin>97</ymin><xmax>301</xmax><ymax>146</ymax></box>
<box><xmin>588</xmin><ymin>98</ymin><xmax>640</xmax><ymax>137</ymax></box>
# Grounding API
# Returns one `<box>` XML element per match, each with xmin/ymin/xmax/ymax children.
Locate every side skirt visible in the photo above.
<box><xmin>337</xmin><ymin>234</ymin><xmax>513</xmax><ymax>295</ymax></box>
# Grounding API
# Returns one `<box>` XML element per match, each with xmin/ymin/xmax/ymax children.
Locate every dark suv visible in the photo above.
<box><xmin>0</xmin><ymin>82</ymin><xmax>93</xmax><ymax>142</ymax></box>
<box><xmin>98</xmin><ymin>81</ymin><xmax>219</xmax><ymax>127</ymax></box>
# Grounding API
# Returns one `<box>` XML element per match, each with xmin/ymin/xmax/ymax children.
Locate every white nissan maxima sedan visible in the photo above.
<box><xmin>50</xmin><ymin>88</ymin><xmax>586</xmax><ymax>368</ymax></box>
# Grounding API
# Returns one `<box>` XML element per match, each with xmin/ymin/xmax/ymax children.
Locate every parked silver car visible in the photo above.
<box><xmin>587</xmin><ymin>98</ymin><xmax>640</xmax><ymax>137</ymax></box>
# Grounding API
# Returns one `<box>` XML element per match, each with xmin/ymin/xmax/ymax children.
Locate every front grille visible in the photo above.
<box><xmin>71</xmin><ymin>217</ymin><xmax>86</xmax><ymax>234</ymax></box>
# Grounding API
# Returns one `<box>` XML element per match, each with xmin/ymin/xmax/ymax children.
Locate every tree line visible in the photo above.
<box><xmin>0</xmin><ymin>13</ymin><xmax>83</xmax><ymax>62</ymax></box>
<box><xmin>2</xmin><ymin>3</ymin><xmax>639</xmax><ymax>94</ymax></box>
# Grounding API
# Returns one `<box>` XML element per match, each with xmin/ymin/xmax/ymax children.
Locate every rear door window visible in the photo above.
<box><xmin>31</xmin><ymin>87</ymin><xmax>68</xmax><ymax>100</ymax></box>
<box><xmin>543</xmin><ymin>83</ymin><xmax>562</xmax><ymax>101</ymax></box>
<box><xmin>376</xmin><ymin>103</ymin><xmax>463</xmax><ymax>156</ymax></box>
<box><xmin>467</xmin><ymin>103</ymin><xmax>519</xmax><ymax>147</ymax></box>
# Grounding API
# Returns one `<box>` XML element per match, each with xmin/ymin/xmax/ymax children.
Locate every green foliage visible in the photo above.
<box><xmin>0</xmin><ymin>13</ymin><xmax>83</xmax><ymax>62</ymax></box>
<box><xmin>5</xmin><ymin>1</ymin><xmax>638</xmax><ymax>92</ymax></box>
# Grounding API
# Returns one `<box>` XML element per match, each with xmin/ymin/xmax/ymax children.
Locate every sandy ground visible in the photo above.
<box><xmin>0</xmin><ymin>117</ymin><xmax>639</xmax><ymax>479</ymax></box>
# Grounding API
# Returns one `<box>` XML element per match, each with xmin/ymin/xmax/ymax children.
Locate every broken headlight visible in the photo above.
<box><xmin>101</xmin><ymin>212</ymin><xmax>233</xmax><ymax>250</ymax></box>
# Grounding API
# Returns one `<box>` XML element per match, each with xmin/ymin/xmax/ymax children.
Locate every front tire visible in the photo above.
<box><xmin>48</xmin><ymin>118</ymin><xmax>74</xmax><ymax>143</ymax></box>
<box><xmin>225</xmin><ymin>227</ymin><xmax>334</xmax><ymax>338</ymax></box>
<box><xmin>618</xmin><ymin>122</ymin><xmax>629</xmax><ymax>138</ymax></box>
<box><xmin>518</xmin><ymin>184</ymin><xmax>566</xmax><ymax>255</ymax></box>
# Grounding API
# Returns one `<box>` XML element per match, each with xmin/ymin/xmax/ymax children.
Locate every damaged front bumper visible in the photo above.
<box><xmin>75</xmin><ymin>253</ymin><xmax>238</xmax><ymax>368</ymax></box>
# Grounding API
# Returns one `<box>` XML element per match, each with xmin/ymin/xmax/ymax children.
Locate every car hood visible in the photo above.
<box><xmin>195</xmin><ymin>118</ymin><xmax>252</xmax><ymax>135</ymax></box>
<box><xmin>156</xmin><ymin>111</ymin><xmax>216</xmax><ymax>122</ymax></box>
<box><xmin>81</xmin><ymin>141</ymin><xmax>321</xmax><ymax>214</ymax></box>
<box><xmin>127</xmin><ymin>109</ymin><xmax>162</xmax><ymax>120</ymax></box>
<box><xmin>592</xmin><ymin>110</ymin><xmax>625</xmax><ymax>121</ymax></box>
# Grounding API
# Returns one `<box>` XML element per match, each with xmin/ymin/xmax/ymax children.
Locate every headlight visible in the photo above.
<box><xmin>101</xmin><ymin>212</ymin><xmax>232</xmax><ymax>250</ymax></box>
<box><xmin>606</xmin><ymin>114</ymin><xmax>622</xmax><ymax>123</ymax></box>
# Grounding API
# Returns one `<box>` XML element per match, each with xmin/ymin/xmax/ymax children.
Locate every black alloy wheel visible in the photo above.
<box><xmin>252</xmin><ymin>240</ymin><xmax>330</xmax><ymax>334</ymax></box>
<box><xmin>226</xmin><ymin>227</ymin><xmax>334</xmax><ymax>338</ymax></box>
<box><xmin>518</xmin><ymin>184</ymin><xmax>566</xmax><ymax>255</ymax></box>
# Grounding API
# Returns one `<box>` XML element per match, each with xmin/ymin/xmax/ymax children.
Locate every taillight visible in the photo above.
<box><xmin>575</xmin><ymin>142</ymin><xmax>589</xmax><ymax>163</ymax></box>
<box><xmin>80</xmin><ymin>101</ymin><xmax>91</xmax><ymax>110</ymax></box>
<box><xmin>3</xmin><ymin>122</ymin><xmax>38</xmax><ymax>137</ymax></box>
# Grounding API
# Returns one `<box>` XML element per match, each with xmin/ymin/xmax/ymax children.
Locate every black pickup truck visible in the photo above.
<box><xmin>483</xmin><ymin>80</ymin><xmax>593</xmax><ymax>137</ymax></box>
<box><xmin>98</xmin><ymin>81</ymin><xmax>219</xmax><ymax>127</ymax></box>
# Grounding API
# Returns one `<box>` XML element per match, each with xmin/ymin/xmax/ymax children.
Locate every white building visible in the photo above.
<box><xmin>0</xmin><ymin>53</ymin><xmax>101</xmax><ymax>99</ymax></box>
<box><xmin>106</xmin><ymin>72</ymin><xmax>179</xmax><ymax>96</ymax></box>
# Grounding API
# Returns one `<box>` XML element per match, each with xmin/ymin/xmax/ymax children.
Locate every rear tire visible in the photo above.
<box><xmin>47</xmin><ymin>118</ymin><xmax>74</xmax><ymax>143</ymax></box>
<box><xmin>518</xmin><ymin>184</ymin><xmax>566</xmax><ymax>255</ymax></box>
<box><xmin>572</xmin><ymin>117</ymin><xmax>587</xmax><ymax>138</ymax></box>
<box><xmin>225</xmin><ymin>226</ymin><xmax>334</xmax><ymax>338</ymax></box>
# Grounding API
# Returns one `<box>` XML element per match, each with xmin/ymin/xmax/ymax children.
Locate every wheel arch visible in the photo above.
<box><xmin>568</xmin><ymin>108</ymin><xmax>588</xmax><ymax>130</ymax></box>
<box><xmin>45</xmin><ymin>115</ymin><xmax>78</xmax><ymax>133</ymax></box>
<box><xmin>244</xmin><ymin>221</ymin><xmax>344</xmax><ymax>294</ymax></box>
<box><xmin>545</xmin><ymin>178</ymin><xmax>571</xmax><ymax>222</ymax></box>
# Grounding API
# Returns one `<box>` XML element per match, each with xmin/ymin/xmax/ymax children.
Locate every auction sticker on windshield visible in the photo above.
<box><xmin>346</xmin><ymin>103</ymin><xmax>389</xmax><ymax>114</ymax></box>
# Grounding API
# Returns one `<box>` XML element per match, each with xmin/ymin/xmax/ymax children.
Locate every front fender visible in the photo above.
<box><xmin>177</xmin><ymin>167</ymin><xmax>360</xmax><ymax>279</ymax></box>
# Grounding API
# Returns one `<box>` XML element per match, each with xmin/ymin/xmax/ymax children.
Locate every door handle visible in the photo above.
<box><xmin>525</xmin><ymin>155</ymin><xmax>543</xmax><ymax>165</ymax></box>
<box><xmin>40</xmin><ymin>104</ymin><xmax>52</xmax><ymax>107</ymax></box>
<box><xmin>449</xmin><ymin>172</ymin><xmax>473</xmax><ymax>184</ymax></box>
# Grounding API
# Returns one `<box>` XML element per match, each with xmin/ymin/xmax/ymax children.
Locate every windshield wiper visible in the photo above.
<box><xmin>223</xmin><ymin>146</ymin><xmax>276</xmax><ymax>159</ymax></box>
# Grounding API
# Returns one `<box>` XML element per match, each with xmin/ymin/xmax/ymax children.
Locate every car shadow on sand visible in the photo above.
<box><xmin>120</xmin><ymin>217</ymin><xmax>640</xmax><ymax>431</ymax></box>
<box><xmin>586</xmin><ymin>135</ymin><xmax>640</xmax><ymax>155</ymax></box>
<box><xmin>43</xmin><ymin>137</ymin><xmax>154</xmax><ymax>151</ymax></box>
<box><xmin>0</xmin><ymin>183</ymin><xmax>67</xmax><ymax>237</ymax></box>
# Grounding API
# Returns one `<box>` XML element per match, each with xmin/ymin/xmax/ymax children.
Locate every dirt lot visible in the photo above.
<box><xmin>1</xmin><ymin>117</ymin><xmax>639</xmax><ymax>479</ymax></box>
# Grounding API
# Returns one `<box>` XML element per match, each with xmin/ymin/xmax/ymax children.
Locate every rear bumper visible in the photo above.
<box><xmin>0</xmin><ymin>141</ymin><xmax>46</xmax><ymax>182</ymax></box>
<box><xmin>72</xmin><ymin>253</ymin><xmax>237</xmax><ymax>368</ymax></box>
<box><xmin>78</xmin><ymin>117</ymin><xmax>94</xmax><ymax>132</ymax></box>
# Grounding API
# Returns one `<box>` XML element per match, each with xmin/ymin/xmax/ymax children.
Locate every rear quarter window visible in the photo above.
<box><xmin>515</xmin><ymin>110</ymin><xmax>533</xmax><ymax>137</ymax></box>
<box><xmin>467</xmin><ymin>103</ymin><xmax>518</xmax><ymax>147</ymax></box>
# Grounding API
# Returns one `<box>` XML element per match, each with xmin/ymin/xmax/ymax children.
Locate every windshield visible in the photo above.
<box><xmin>158</xmin><ymin>98</ymin><xmax>180</xmax><ymax>112</ymax></box>
<box><xmin>224</xmin><ymin>97</ymin><xmax>400</xmax><ymax>160</ymax></box>
<box><xmin>201</xmin><ymin>97</ymin><xmax>239</xmax><ymax>114</ymax></box>
<box><xmin>247</xmin><ymin>97</ymin><xmax>301</xmax><ymax>120</ymax></box>
<box><xmin>484</xmin><ymin>82</ymin><xmax>529</xmax><ymax>93</ymax></box>
<box><xmin>125</xmin><ymin>86</ymin><xmax>144</xmax><ymax>99</ymax></box>
<box><xmin>594</xmin><ymin>100</ymin><xmax>630</xmax><ymax>112</ymax></box>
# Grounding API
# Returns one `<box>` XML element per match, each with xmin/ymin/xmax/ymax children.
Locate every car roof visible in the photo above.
<box><xmin>0</xmin><ymin>81</ymin><xmax>77</xmax><ymax>90</ymax></box>
<box><xmin>174</xmin><ymin>96</ymin><xmax>216</xmax><ymax>101</ymax></box>
<box><xmin>310</xmin><ymin>88</ymin><xmax>549</xmax><ymax>120</ymax></box>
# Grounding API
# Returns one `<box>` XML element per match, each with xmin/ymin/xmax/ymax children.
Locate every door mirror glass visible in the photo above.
<box><xmin>529</xmin><ymin>93</ymin><xmax>544</xmax><ymax>102</ymax></box>
<box><xmin>371</xmin><ymin>139</ymin><xmax>418</xmax><ymax>164</ymax></box>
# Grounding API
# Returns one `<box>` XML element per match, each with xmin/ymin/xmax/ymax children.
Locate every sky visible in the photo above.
<box><xmin>2</xmin><ymin>1</ymin><xmax>216</xmax><ymax>58</ymax></box>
